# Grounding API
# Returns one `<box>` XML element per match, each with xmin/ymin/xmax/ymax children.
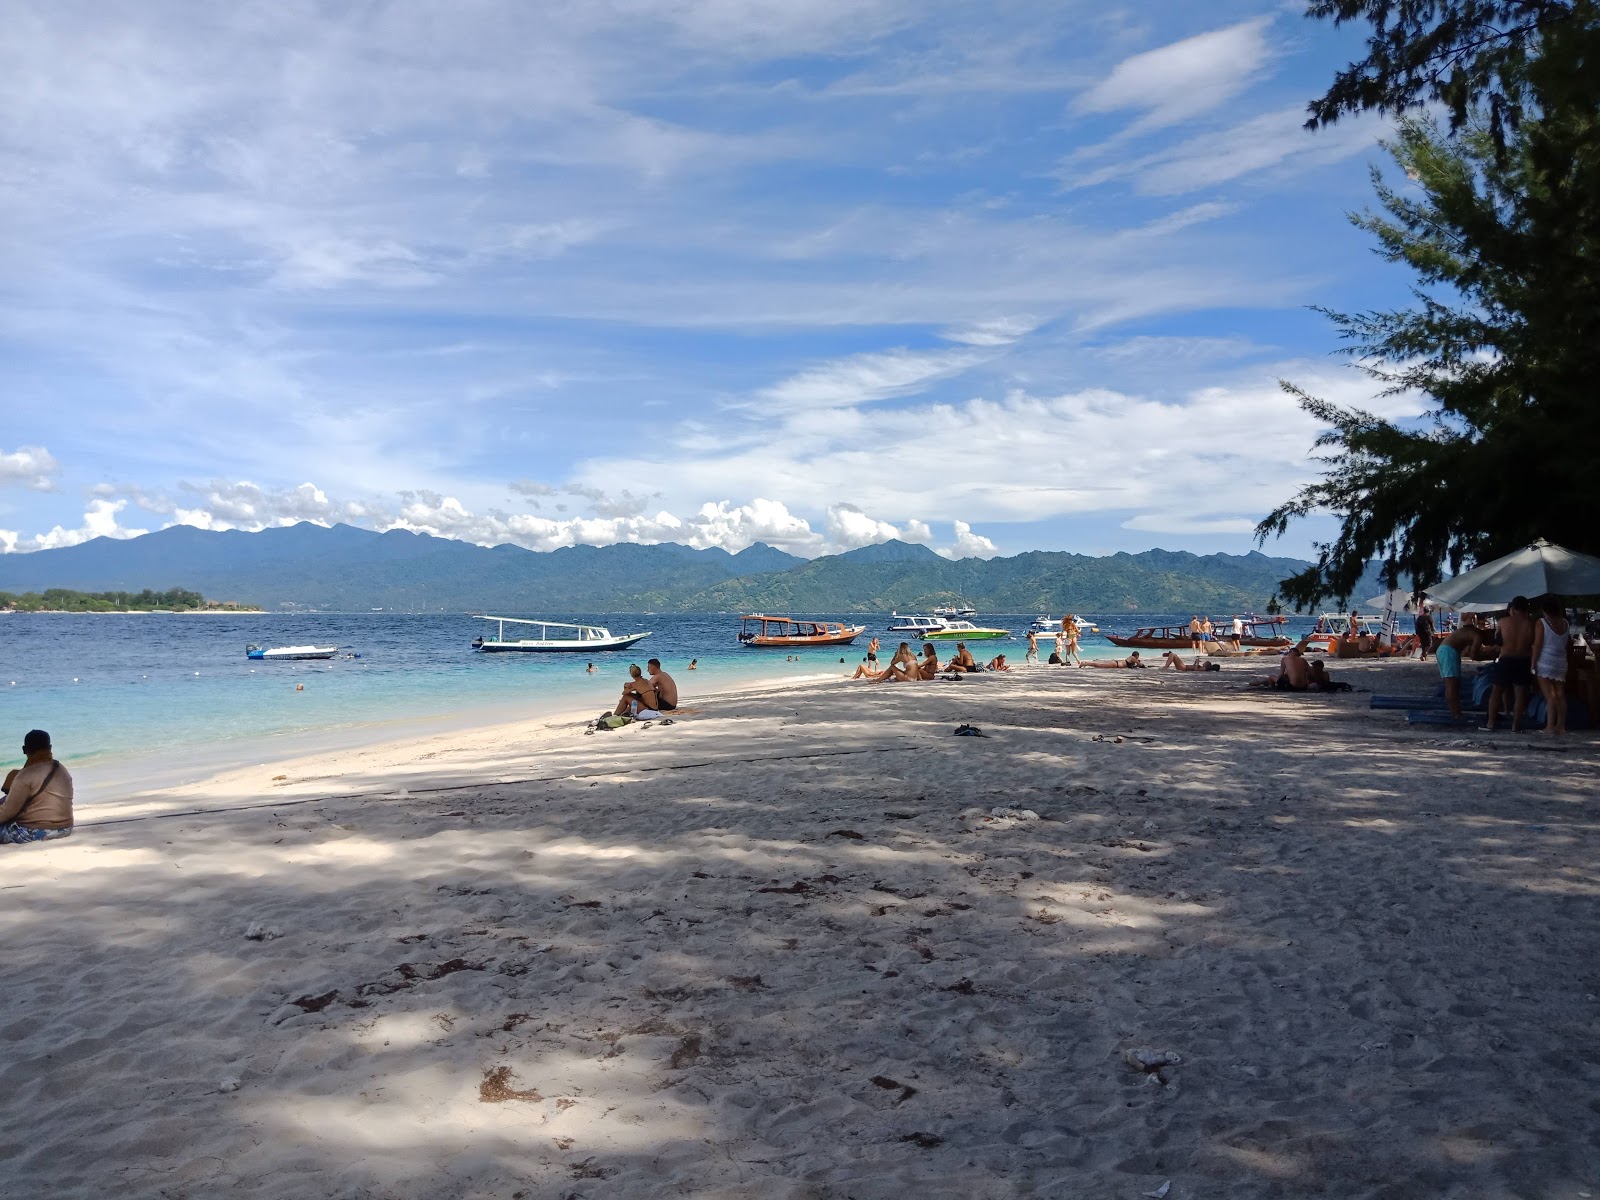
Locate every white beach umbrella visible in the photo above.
<box><xmin>1426</xmin><ymin>538</ymin><xmax>1600</xmax><ymax>607</ymax></box>
<box><xmin>1363</xmin><ymin>588</ymin><xmax>1424</xmax><ymax>614</ymax></box>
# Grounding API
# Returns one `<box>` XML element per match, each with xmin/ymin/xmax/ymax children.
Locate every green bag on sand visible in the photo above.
<box><xmin>597</xmin><ymin>714</ymin><xmax>631</xmax><ymax>730</ymax></box>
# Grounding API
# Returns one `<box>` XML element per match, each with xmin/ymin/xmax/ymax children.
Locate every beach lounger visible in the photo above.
<box><xmin>1405</xmin><ymin>710</ymin><xmax>1479</xmax><ymax>726</ymax></box>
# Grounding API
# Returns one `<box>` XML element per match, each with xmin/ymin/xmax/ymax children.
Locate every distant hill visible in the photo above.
<box><xmin>0</xmin><ymin>522</ymin><xmax>1388</xmax><ymax>612</ymax></box>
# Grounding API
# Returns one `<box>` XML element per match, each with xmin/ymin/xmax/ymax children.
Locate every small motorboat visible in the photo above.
<box><xmin>472</xmin><ymin>615</ymin><xmax>649</xmax><ymax>653</ymax></box>
<box><xmin>922</xmin><ymin>619</ymin><xmax>1010</xmax><ymax>641</ymax></box>
<box><xmin>887</xmin><ymin>614</ymin><xmax>948</xmax><ymax>634</ymax></box>
<box><xmin>247</xmin><ymin>643</ymin><xmax>339</xmax><ymax>661</ymax></box>
<box><xmin>1029</xmin><ymin>614</ymin><xmax>1100</xmax><ymax>636</ymax></box>
<box><xmin>738</xmin><ymin>614</ymin><xmax>866</xmax><ymax>647</ymax></box>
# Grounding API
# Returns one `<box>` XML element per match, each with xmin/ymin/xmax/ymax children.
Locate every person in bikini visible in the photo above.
<box><xmin>1087</xmin><ymin>651</ymin><xmax>1146</xmax><ymax>669</ymax></box>
<box><xmin>986</xmin><ymin>653</ymin><xmax>1011</xmax><ymax>671</ymax></box>
<box><xmin>917</xmin><ymin>643</ymin><xmax>943</xmax><ymax>679</ymax></box>
<box><xmin>613</xmin><ymin>663</ymin><xmax>660</xmax><ymax>717</ymax></box>
<box><xmin>1160</xmin><ymin>651</ymin><xmax>1219</xmax><ymax>672</ymax></box>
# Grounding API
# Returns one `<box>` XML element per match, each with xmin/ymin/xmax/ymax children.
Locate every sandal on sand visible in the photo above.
<box><xmin>953</xmin><ymin>723</ymin><xmax>986</xmax><ymax>737</ymax></box>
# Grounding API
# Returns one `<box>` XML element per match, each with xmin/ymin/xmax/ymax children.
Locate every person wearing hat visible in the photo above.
<box><xmin>0</xmin><ymin>729</ymin><xmax>74</xmax><ymax>844</ymax></box>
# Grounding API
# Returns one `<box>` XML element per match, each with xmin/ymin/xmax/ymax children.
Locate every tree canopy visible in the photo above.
<box><xmin>1257</xmin><ymin>1</ymin><xmax>1599</xmax><ymax>606</ymax></box>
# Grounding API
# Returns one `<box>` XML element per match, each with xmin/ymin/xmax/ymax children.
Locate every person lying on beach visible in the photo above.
<box><xmin>0</xmin><ymin>729</ymin><xmax>74</xmax><ymax>845</ymax></box>
<box><xmin>614</xmin><ymin>663</ymin><xmax>660</xmax><ymax>716</ymax></box>
<box><xmin>986</xmin><ymin>653</ymin><xmax>1011</xmax><ymax>671</ymax></box>
<box><xmin>1160</xmin><ymin>652</ymin><xmax>1220</xmax><ymax>672</ymax></box>
<box><xmin>647</xmin><ymin>659</ymin><xmax>678</xmax><ymax>711</ymax></box>
<box><xmin>1087</xmin><ymin>652</ymin><xmax>1146</xmax><ymax>669</ymax></box>
<box><xmin>1252</xmin><ymin>646</ymin><xmax>1312</xmax><ymax>691</ymax></box>
<box><xmin>945</xmin><ymin>643</ymin><xmax>982</xmax><ymax>673</ymax></box>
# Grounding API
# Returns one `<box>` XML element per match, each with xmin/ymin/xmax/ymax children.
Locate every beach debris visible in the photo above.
<box><xmin>244</xmin><ymin>922</ymin><xmax>283</xmax><ymax>941</ymax></box>
<box><xmin>953</xmin><ymin>723</ymin><xmax>986</xmax><ymax>737</ymax></box>
<box><xmin>756</xmin><ymin>881</ymin><xmax>812</xmax><ymax>895</ymax></box>
<box><xmin>884</xmin><ymin>811</ymin><xmax>918</xmax><ymax>820</ymax></box>
<box><xmin>217</xmin><ymin>1077</ymin><xmax>240</xmax><ymax>1094</ymax></box>
<box><xmin>1124</xmin><ymin>1047</ymin><xmax>1182</xmax><ymax>1074</ymax></box>
<box><xmin>827</xmin><ymin>828</ymin><xmax>865</xmax><ymax>839</ymax></box>
<box><xmin>479</xmin><ymin>1065</ymin><xmax>542</xmax><ymax>1103</ymax></box>
<box><xmin>870</xmin><ymin>1075</ymin><xmax>918</xmax><ymax>1104</ymax></box>
<box><xmin>291</xmin><ymin>989</ymin><xmax>340</xmax><ymax>1013</ymax></box>
<box><xmin>1143</xmin><ymin>1183</ymin><xmax>1172</xmax><ymax>1198</ymax></box>
<box><xmin>898</xmin><ymin>1131</ymin><xmax>944</xmax><ymax>1149</ymax></box>
<box><xmin>727</xmin><ymin>974</ymin><xmax>767</xmax><ymax>992</ymax></box>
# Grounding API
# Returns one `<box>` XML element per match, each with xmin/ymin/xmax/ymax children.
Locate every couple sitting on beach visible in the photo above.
<box><xmin>613</xmin><ymin>659</ymin><xmax>679</xmax><ymax>719</ymax></box>
<box><xmin>1251</xmin><ymin>647</ymin><xmax>1345</xmax><ymax>692</ymax></box>
<box><xmin>852</xmin><ymin>641</ymin><xmax>1007</xmax><ymax>682</ymax></box>
<box><xmin>1</xmin><ymin>729</ymin><xmax>74</xmax><ymax>846</ymax></box>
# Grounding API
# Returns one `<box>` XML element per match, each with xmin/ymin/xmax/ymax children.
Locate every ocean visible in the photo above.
<box><xmin>0</xmin><ymin>611</ymin><xmax>1326</xmax><ymax>798</ymax></box>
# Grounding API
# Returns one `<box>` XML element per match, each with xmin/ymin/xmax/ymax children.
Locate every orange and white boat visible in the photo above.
<box><xmin>737</xmin><ymin>614</ymin><xmax>866</xmax><ymax>647</ymax></box>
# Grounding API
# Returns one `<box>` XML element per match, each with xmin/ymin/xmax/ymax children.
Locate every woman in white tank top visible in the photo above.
<box><xmin>1531</xmin><ymin>598</ymin><xmax>1570</xmax><ymax>735</ymax></box>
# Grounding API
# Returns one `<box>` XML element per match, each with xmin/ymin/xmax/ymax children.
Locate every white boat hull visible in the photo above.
<box><xmin>475</xmin><ymin>632</ymin><xmax>650</xmax><ymax>653</ymax></box>
<box><xmin>248</xmin><ymin>645</ymin><xmax>339</xmax><ymax>660</ymax></box>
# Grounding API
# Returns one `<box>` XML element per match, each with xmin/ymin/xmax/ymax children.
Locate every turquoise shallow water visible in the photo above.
<box><xmin>0</xmin><ymin>611</ymin><xmax>1321</xmax><ymax>797</ymax></box>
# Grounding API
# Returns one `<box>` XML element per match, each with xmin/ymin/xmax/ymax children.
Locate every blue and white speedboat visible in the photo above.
<box><xmin>246</xmin><ymin>643</ymin><xmax>339</xmax><ymax>660</ymax></box>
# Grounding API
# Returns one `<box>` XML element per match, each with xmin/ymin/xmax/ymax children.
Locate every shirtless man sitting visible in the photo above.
<box><xmin>945</xmin><ymin>643</ymin><xmax>982</xmax><ymax>673</ymax></box>
<box><xmin>646</xmin><ymin>659</ymin><xmax>678</xmax><ymax>712</ymax></box>
<box><xmin>1087</xmin><ymin>651</ymin><xmax>1146</xmax><ymax>669</ymax></box>
<box><xmin>1253</xmin><ymin>646</ymin><xmax>1311</xmax><ymax>690</ymax></box>
<box><xmin>614</xmin><ymin>663</ymin><xmax>660</xmax><ymax>716</ymax></box>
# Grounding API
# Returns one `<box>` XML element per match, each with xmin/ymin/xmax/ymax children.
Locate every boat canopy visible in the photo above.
<box><xmin>739</xmin><ymin>614</ymin><xmax>845</xmax><ymax>637</ymax></box>
<box><xmin>474</xmin><ymin>615</ymin><xmax>615</xmax><ymax>641</ymax></box>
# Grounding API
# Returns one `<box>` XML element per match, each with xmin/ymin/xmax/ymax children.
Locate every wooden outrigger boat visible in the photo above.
<box><xmin>738</xmin><ymin>614</ymin><xmax>866</xmax><ymax>647</ymax></box>
<box><xmin>471</xmin><ymin>615</ymin><xmax>650</xmax><ymax>653</ymax></box>
<box><xmin>1105</xmin><ymin>616</ymin><xmax>1290</xmax><ymax>651</ymax></box>
<box><xmin>1299</xmin><ymin>612</ymin><xmax>1413</xmax><ymax>658</ymax></box>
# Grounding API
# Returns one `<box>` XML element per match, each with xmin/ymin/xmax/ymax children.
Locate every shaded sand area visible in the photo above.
<box><xmin>5</xmin><ymin>660</ymin><xmax>1599</xmax><ymax>1199</ymax></box>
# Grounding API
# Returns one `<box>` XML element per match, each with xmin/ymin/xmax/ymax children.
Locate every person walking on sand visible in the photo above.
<box><xmin>1064</xmin><ymin>617</ymin><xmax>1083</xmax><ymax>666</ymax></box>
<box><xmin>1025</xmin><ymin>630</ymin><xmax>1039</xmax><ymax>665</ymax></box>
<box><xmin>1485</xmin><ymin>596</ymin><xmax>1536</xmax><ymax>732</ymax></box>
<box><xmin>1531</xmin><ymin>597</ymin><xmax>1570</xmax><ymax>735</ymax></box>
<box><xmin>865</xmin><ymin>636</ymin><xmax>880</xmax><ymax>673</ymax></box>
<box><xmin>1413</xmin><ymin>604</ymin><xmax>1435</xmax><ymax>660</ymax></box>
<box><xmin>1</xmin><ymin>729</ymin><xmax>74</xmax><ymax>845</ymax></box>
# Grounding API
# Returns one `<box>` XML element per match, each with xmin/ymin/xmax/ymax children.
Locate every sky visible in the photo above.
<box><xmin>0</xmin><ymin>0</ymin><xmax>1429</xmax><ymax>561</ymax></box>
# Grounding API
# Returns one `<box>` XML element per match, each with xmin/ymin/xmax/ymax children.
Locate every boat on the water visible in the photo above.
<box><xmin>932</xmin><ymin>602</ymin><xmax>978</xmax><ymax>618</ymax></box>
<box><xmin>1105</xmin><ymin>616</ymin><xmax>1290</xmax><ymax>651</ymax></box>
<box><xmin>246</xmin><ymin>643</ymin><xmax>339</xmax><ymax>661</ymax></box>
<box><xmin>922</xmin><ymin>619</ymin><xmax>1010</xmax><ymax>641</ymax></box>
<box><xmin>471</xmin><ymin>615</ymin><xmax>649</xmax><ymax>653</ymax></box>
<box><xmin>1300</xmin><ymin>612</ymin><xmax>1411</xmax><ymax>657</ymax></box>
<box><xmin>887</xmin><ymin>614</ymin><xmax>948</xmax><ymax>634</ymax></box>
<box><xmin>737</xmin><ymin>614</ymin><xmax>866</xmax><ymax>647</ymax></box>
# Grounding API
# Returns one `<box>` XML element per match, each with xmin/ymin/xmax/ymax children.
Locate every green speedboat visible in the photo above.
<box><xmin>922</xmin><ymin>619</ymin><xmax>1010</xmax><ymax>641</ymax></box>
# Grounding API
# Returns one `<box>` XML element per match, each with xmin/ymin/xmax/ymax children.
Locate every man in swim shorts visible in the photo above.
<box><xmin>1436</xmin><ymin>620</ymin><xmax>1484</xmax><ymax>719</ymax></box>
<box><xmin>1486</xmin><ymin>597</ymin><xmax>1535</xmax><ymax>732</ymax></box>
<box><xmin>613</xmin><ymin>663</ymin><xmax>660</xmax><ymax>718</ymax></box>
<box><xmin>646</xmin><ymin>659</ymin><xmax>678</xmax><ymax>711</ymax></box>
<box><xmin>1</xmin><ymin>729</ymin><xmax>74</xmax><ymax>845</ymax></box>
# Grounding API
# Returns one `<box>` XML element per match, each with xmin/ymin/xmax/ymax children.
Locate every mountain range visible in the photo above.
<box><xmin>0</xmin><ymin>523</ymin><xmax>1384</xmax><ymax>613</ymax></box>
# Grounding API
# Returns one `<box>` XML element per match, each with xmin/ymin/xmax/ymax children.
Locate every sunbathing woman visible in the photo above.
<box><xmin>1161</xmin><ymin>651</ymin><xmax>1220</xmax><ymax>672</ymax></box>
<box><xmin>1087</xmin><ymin>651</ymin><xmax>1146</xmax><ymax>669</ymax></box>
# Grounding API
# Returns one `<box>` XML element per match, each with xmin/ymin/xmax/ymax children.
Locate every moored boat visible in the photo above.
<box><xmin>471</xmin><ymin>615</ymin><xmax>649</xmax><ymax>653</ymax></box>
<box><xmin>1029</xmin><ymin>614</ymin><xmax>1101</xmax><ymax>636</ymax></box>
<box><xmin>246</xmin><ymin>643</ymin><xmax>339</xmax><ymax>660</ymax></box>
<box><xmin>738</xmin><ymin>614</ymin><xmax>866</xmax><ymax>647</ymax></box>
<box><xmin>922</xmin><ymin>619</ymin><xmax>1010</xmax><ymax>641</ymax></box>
<box><xmin>887</xmin><ymin>614</ymin><xmax>948</xmax><ymax>634</ymax></box>
<box><xmin>1106</xmin><ymin>616</ymin><xmax>1290</xmax><ymax>651</ymax></box>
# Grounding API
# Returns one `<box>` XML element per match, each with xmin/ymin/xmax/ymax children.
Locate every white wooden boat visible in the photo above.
<box><xmin>246</xmin><ymin>643</ymin><xmax>339</xmax><ymax>661</ymax></box>
<box><xmin>471</xmin><ymin>615</ymin><xmax>649</xmax><ymax>653</ymax></box>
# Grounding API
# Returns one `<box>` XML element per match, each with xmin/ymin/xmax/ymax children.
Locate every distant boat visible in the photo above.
<box><xmin>931</xmin><ymin>602</ymin><xmax>979</xmax><ymax>618</ymax></box>
<box><xmin>247</xmin><ymin>643</ymin><xmax>339</xmax><ymax>661</ymax></box>
<box><xmin>737</xmin><ymin>614</ymin><xmax>866</xmax><ymax>647</ymax></box>
<box><xmin>923</xmin><ymin>619</ymin><xmax>1010</xmax><ymax>641</ymax></box>
<box><xmin>1028</xmin><ymin>614</ymin><xmax>1100</xmax><ymax>636</ymax></box>
<box><xmin>471</xmin><ymin>615</ymin><xmax>649</xmax><ymax>653</ymax></box>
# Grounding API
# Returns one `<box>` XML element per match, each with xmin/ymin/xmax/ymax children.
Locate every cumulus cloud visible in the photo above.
<box><xmin>824</xmin><ymin>503</ymin><xmax>938</xmax><ymax>550</ymax></box>
<box><xmin>944</xmin><ymin>520</ymin><xmax>998</xmax><ymax>559</ymax></box>
<box><xmin>2</xmin><ymin>499</ymin><xmax>148</xmax><ymax>552</ymax></box>
<box><xmin>1077</xmin><ymin>17</ymin><xmax>1275</xmax><ymax>133</ymax></box>
<box><xmin>0</xmin><ymin>447</ymin><xmax>60</xmax><ymax>492</ymax></box>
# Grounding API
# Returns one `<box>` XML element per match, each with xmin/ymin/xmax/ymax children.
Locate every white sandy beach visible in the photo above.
<box><xmin>5</xmin><ymin>660</ymin><xmax>1599</xmax><ymax>1199</ymax></box>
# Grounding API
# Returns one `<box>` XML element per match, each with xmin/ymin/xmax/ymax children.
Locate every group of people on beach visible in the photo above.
<box><xmin>1430</xmin><ymin>596</ymin><xmax>1572</xmax><ymax>733</ymax></box>
<box><xmin>611</xmin><ymin>658</ymin><xmax>680</xmax><ymax>720</ymax></box>
<box><xmin>1022</xmin><ymin>620</ymin><xmax>1086</xmax><ymax>666</ymax></box>
<box><xmin>852</xmin><ymin>639</ymin><xmax>1010</xmax><ymax>682</ymax></box>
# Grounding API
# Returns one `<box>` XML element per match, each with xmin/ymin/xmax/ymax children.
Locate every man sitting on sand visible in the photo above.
<box><xmin>1253</xmin><ymin>646</ymin><xmax>1312</xmax><ymax>691</ymax></box>
<box><xmin>1</xmin><ymin>729</ymin><xmax>74</xmax><ymax>845</ymax></box>
<box><xmin>945</xmin><ymin>643</ymin><xmax>982</xmax><ymax>673</ymax></box>
<box><xmin>614</xmin><ymin>663</ymin><xmax>660</xmax><ymax>717</ymax></box>
<box><xmin>1087</xmin><ymin>651</ymin><xmax>1146</xmax><ymax>669</ymax></box>
<box><xmin>646</xmin><ymin>659</ymin><xmax>678</xmax><ymax>711</ymax></box>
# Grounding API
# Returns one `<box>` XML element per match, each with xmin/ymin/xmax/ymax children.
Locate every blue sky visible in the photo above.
<box><xmin>0</xmin><ymin>0</ymin><xmax>1427</xmax><ymax>561</ymax></box>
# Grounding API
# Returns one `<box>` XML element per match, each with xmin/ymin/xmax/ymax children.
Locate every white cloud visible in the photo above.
<box><xmin>940</xmin><ymin>316</ymin><xmax>1039</xmax><ymax>347</ymax></box>
<box><xmin>1066</xmin><ymin>105</ymin><xmax>1385</xmax><ymax>196</ymax></box>
<box><xmin>3</xmin><ymin>498</ymin><xmax>147</xmax><ymax>552</ymax></box>
<box><xmin>756</xmin><ymin>348</ymin><xmax>982</xmax><ymax>412</ymax></box>
<box><xmin>0</xmin><ymin>446</ymin><xmax>60</xmax><ymax>491</ymax></box>
<box><xmin>943</xmin><ymin>520</ymin><xmax>997</xmax><ymax>559</ymax></box>
<box><xmin>1077</xmin><ymin>17</ymin><xmax>1275</xmax><ymax>133</ymax></box>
